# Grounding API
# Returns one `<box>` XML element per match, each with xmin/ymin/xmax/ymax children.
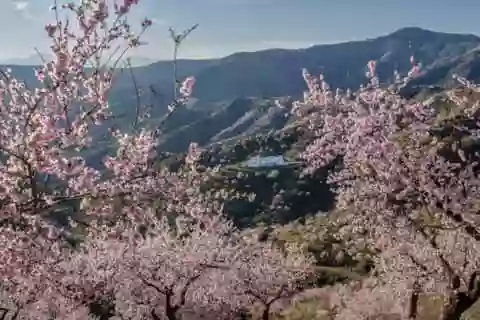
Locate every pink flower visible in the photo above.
<box><xmin>141</xmin><ymin>18</ymin><xmax>152</xmax><ymax>28</ymax></box>
<box><xmin>367</xmin><ymin>60</ymin><xmax>376</xmax><ymax>77</ymax></box>
<box><xmin>35</xmin><ymin>69</ymin><xmax>45</xmax><ymax>82</ymax></box>
<box><xmin>186</xmin><ymin>142</ymin><xmax>202</xmax><ymax>165</ymax></box>
<box><xmin>44</xmin><ymin>24</ymin><xmax>56</xmax><ymax>37</ymax></box>
<box><xmin>124</xmin><ymin>0</ymin><xmax>138</xmax><ymax>6</ymax></box>
<box><xmin>179</xmin><ymin>76</ymin><xmax>196</xmax><ymax>98</ymax></box>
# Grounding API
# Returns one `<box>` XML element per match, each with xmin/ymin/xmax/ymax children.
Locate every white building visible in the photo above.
<box><xmin>244</xmin><ymin>155</ymin><xmax>285</xmax><ymax>168</ymax></box>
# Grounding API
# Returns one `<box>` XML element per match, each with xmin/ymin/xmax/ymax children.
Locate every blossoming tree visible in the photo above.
<box><xmin>0</xmin><ymin>1</ymin><xmax>314</xmax><ymax>319</ymax></box>
<box><xmin>299</xmin><ymin>59</ymin><xmax>480</xmax><ymax>319</ymax></box>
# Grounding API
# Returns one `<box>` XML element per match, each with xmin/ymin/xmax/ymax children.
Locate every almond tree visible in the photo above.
<box><xmin>230</xmin><ymin>235</ymin><xmax>314</xmax><ymax>320</ymax></box>
<box><xmin>105</xmin><ymin>213</ymin><xmax>243</xmax><ymax>320</ymax></box>
<box><xmin>298</xmin><ymin>60</ymin><xmax>480</xmax><ymax>319</ymax></box>
<box><xmin>0</xmin><ymin>226</ymin><xmax>65</xmax><ymax>319</ymax></box>
<box><xmin>0</xmin><ymin>0</ymin><xmax>206</xmax><ymax>231</ymax></box>
<box><xmin>0</xmin><ymin>0</ymin><xmax>206</xmax><ymax>316</ymax></box>
<box><xmin>0</xmin><ymin>0</ymin><xmax>147</xmax><ymax>225</ymax></box>
<box><xmin>0</xmin><ymin>1</ymin><xmax>316</xmax><ymax>318</ymax></box>
<box><xmin>40</xmin><ymin>212</ymin><xmax>312</xmax><ymax>320</ymax></box>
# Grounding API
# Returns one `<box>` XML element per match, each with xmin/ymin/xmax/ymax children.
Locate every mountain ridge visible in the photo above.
<box><xmin>4</xmin><ymin>27</ymin><xmax>480</xmax><ymax>153</ymax></box>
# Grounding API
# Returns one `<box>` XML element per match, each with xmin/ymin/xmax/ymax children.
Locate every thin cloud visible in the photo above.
<box><xmin>257</xmin><ymin>40</ymin><xmax>314</xmax><ymax>49</ymax></box>
<box><xmin>13</xmin><ymin>1</ymin><xmax>29</xmax><ymax>11</ymax></box>
<box><xmin>151</xmin><ymin>17</ymin><xmax>168</xmax><ymax>26</ymax></box>
<box><xmin>12</xmin><ymin>1</ymin><xmax>34</xmax><ymax>20</ymax></box>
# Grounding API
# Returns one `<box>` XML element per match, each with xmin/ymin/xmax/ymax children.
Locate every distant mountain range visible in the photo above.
<box><xmin>0</xmin><ymin>53</ymin><xmax>54</xmax><ymax>65</ymax></box>
<box><xmin>0</xmin><ymin>53</ymin><xmax>156</xmax><ymax>67</ymax></box>
<box><xmin>107</xmin><ymin>27</ymin><xmax>480</xmax><ymax>101</ymax></box>
<box><xmin>4</xmin><ymin>27</ymin><xmax>480</xmax><ymax>153</ymax></box>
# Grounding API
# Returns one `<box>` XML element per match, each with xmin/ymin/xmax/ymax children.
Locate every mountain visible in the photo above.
<box><xmin>117</xmin><ymin>27</ymin><xmax>480</xmax><ymax>103</ymax></box>
<box><xmin>156</xmin><ymin>97</ymin><xmax>293</xmax><ymax>152</ymax></box>
<box><xmin>0</xmin><ymin>53</ymin><xmax>54</xmax><ymax>65</ymax></box>
<box><xmin>4</xmin><ymin>27</ymin><xmax>480</xmax><ymax>153</ymax></box>
<box><xmin>0</xmin><ymin>53</ymin><xmax>157</xmax><ymax>67</ymax></box>
<box><xmin>5</xmin><ymin>27</ymin><xmax>480</xmax><ymax>228</ymax></box>
<box><xmin>406</xmin><ymin>46</ymin><xmax>480</xmax><ymax>88</ymax></box>
<box><xmin>124</xmin><ymin>55</ymin><xmax>158</xmax><ymax>67</ymax></box>
<box><xmin>128</xmin><ymin>27</ymin><xmax>480</xmax><ymax>151</ymax></box>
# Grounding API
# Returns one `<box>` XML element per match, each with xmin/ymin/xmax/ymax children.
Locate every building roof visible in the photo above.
<box><xmin>244</xmin><ymin>155</ymin><xmax>286</xmax><ymax>168</ymax></box>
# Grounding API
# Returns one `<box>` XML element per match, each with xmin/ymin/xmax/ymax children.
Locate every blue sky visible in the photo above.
<box><xmin>2</xmin><ymin>0</ymin><xmax>480</xmax><ymax>62</ymax></box>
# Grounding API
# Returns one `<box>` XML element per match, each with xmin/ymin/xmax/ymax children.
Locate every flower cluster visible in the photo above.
<box><xmin>0</xmin><ymin>1</ymin><xmax>314</xmax><ymax>319</ymax></box>
<box><xmin>299</xmin><ymin>58</ymin><xmax>480</xmax><ymax>318</ymax></box>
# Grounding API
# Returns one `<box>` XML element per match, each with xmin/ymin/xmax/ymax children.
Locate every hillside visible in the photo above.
<box><xmin>155</xmin><ymin>28</ymin><xmax>480</xmax><ymax>151</ymax></box>
<box><xmin>109</xmin><ymin>27</ymin><xmax>480</xmax><ymax>104</ymax></box>
<box><xmin>5</xmin><ymin>27</ymin><xmax>480</xmax><ymax>154</ymax></box>
<box><xmin>4</xmin><ymin>20</ymin><xmax>480</xmax><ymax>319</ymax></box>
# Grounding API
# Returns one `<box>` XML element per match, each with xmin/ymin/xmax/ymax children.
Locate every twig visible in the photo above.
<box><xmin>126</xmin><ymin>58</ymin><xmax>142</xmax><ymax>130</ymax></box>
<box><xmin>168</xmin><ymin>24</ymin><xmax>199</xmax><ymax>101</ymax></box>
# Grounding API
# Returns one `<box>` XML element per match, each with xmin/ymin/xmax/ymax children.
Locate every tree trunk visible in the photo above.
<box><xmin>408</xmin><ymin>280</ymin><xmax>420</xmax><ymax>319</ymax></box>
<box><xmin>261</xmin><ymin>303</ymin><xmax>271</xmax><ymax>320</ymax></box>
<box><xmin>165</xmin><ymin>293</ymin><xmax>178</xmax><ymax>320</ymax></box>
<box><xmin>444</xmin><ymin>293</ymin><xmax>479</xmax><ymax>320</ymax></box>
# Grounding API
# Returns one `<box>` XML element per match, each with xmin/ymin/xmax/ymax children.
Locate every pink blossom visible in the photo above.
<box><xmin>298</xmin><ymin>60</ymin><xmax>480</xmax><ymax>318</ymax></box>
<box><xmin>179</xmin><ymin>76</ymin><xmax>196</xmax><ymax>98</ymax></box>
